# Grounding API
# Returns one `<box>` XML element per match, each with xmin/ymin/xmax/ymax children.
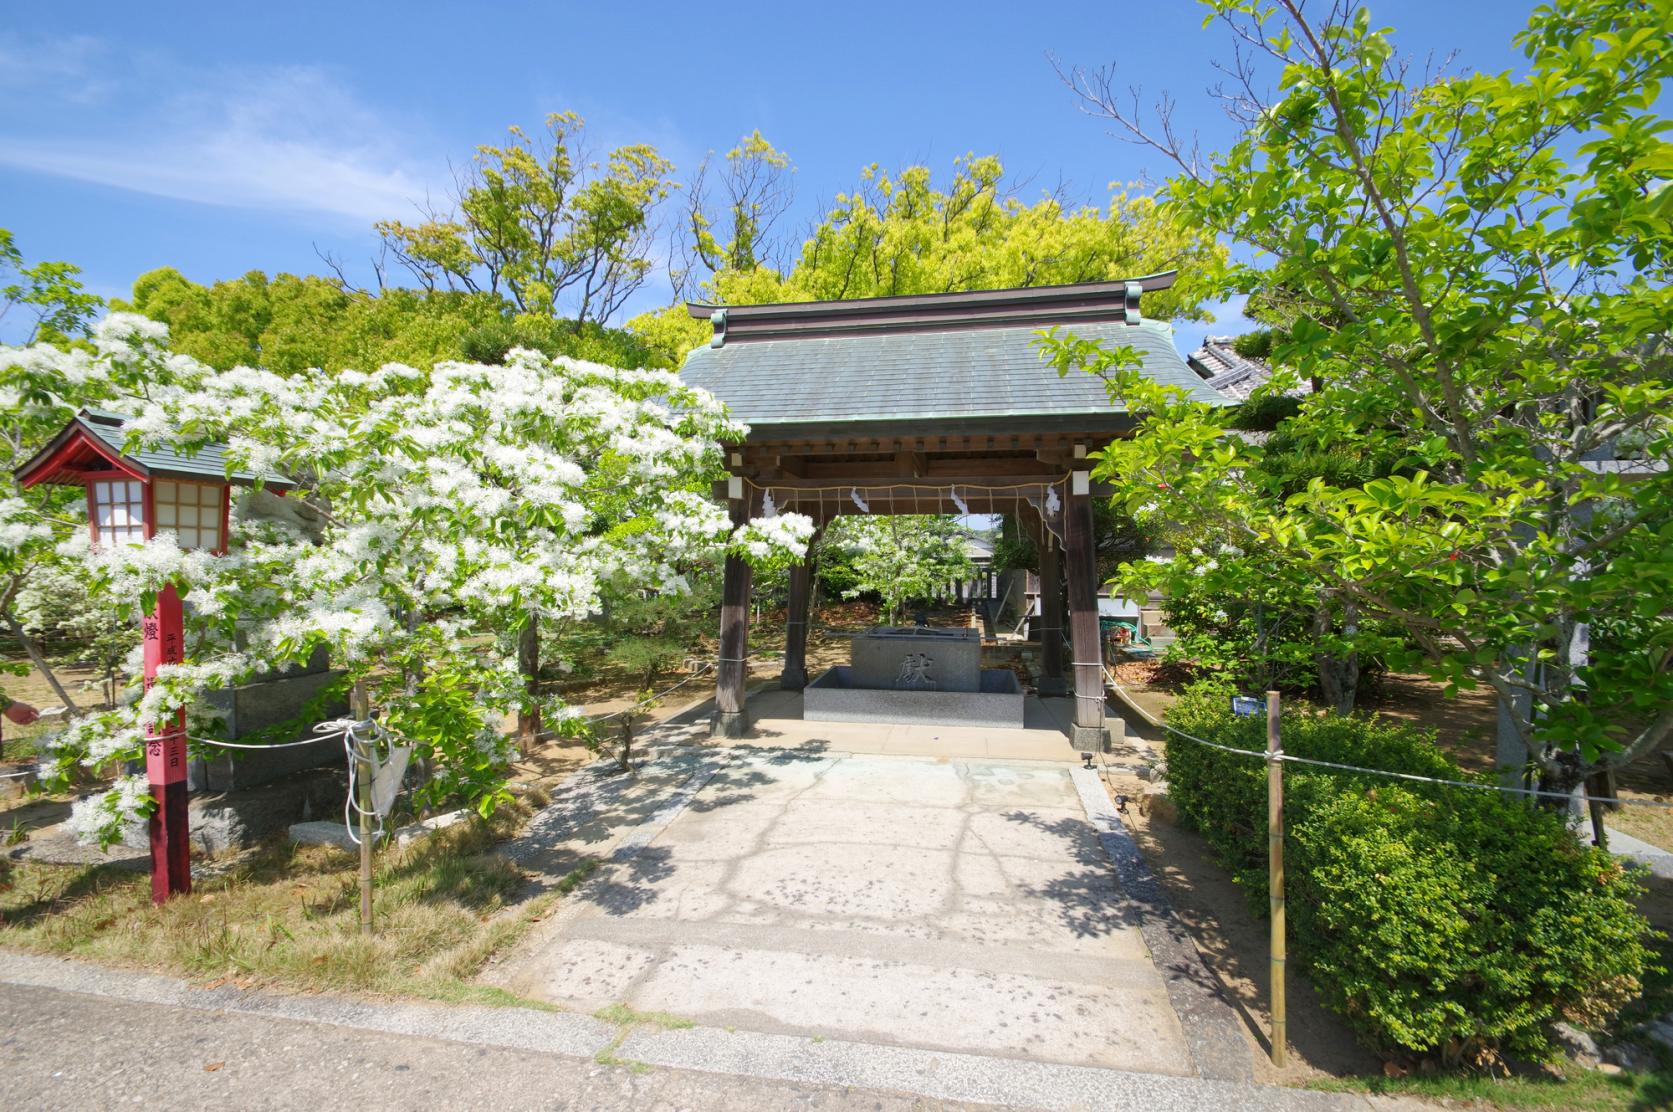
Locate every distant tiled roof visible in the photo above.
<box><xmin>1580</xmin><ymin>458</ymin><xmax>1667</xmax><ymax>477</ymax></box>
<box><xmin>1187</xmin><ymin>335</ymin><xmax>1310</xmax><ymax>402</ymax></box>
<box><xmin>681</xmin><ymin>318</ymin><xmax>1232</xmax><ymax>438</ymax></box>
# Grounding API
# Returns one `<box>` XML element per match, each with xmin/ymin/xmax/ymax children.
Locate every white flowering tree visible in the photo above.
<box><xmin>818</xmin><ymin>516</ymin><xmax>973</xmax><ymax>625</ymax></box>
<box><xmin>2</xmin><ymin>314</ymin><xmax>812</xmax><ymax>845</ymax></box>
<box><xmin>0</xmin><ymin>316</ymin><xmax>169</xmax><ymax>715</ymax></box>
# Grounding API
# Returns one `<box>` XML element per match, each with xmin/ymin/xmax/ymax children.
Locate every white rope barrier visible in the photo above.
<box><xmin>585</xmin><ymin>661</ymin><xmax>715</xmax><ymax>726</ymax></box>
<box><xmin>187</xmin><ymin>733</ymin><xmax>336</xmax><ymax>750</ymax></box>
<box><xmin>1101</xmin><ymin>664</ymin><xmax>1673</xmax><ymax>810</ymax></box>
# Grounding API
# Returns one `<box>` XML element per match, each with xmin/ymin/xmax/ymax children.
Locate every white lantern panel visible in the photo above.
<box><xmin>90</xmin><ymin>475</ymin><xmax>145</xmax><ymax>549</ymax></box>
<box><xmin>147</xmin><ymin>479</ymin><xmax>226</xmax><ymax>552</ymax></box>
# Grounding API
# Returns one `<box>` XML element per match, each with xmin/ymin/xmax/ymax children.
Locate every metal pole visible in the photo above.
<box><xmin>350</xmin><ymin>680</ymin><xmax>374</xmax><ymax>936</ymax></box>
<box><xmin>1267</xmin><ymin>689</ymin><xmax>1287</xmax><ymax>1068</ymax></box>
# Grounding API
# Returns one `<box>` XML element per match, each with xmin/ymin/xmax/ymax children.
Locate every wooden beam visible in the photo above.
<box><xmin>739</xmin><ymin>431</ymin><xmax>1103</xmax><ymax>461</ymax></box>
<box><xmin>923</xmin><ymin>456</ymin><xmax>1057</xmax><ymax>478</ymax></box>
<box><xmin>895</xmin><ymin>450</ymin><xmax>926</xmax><ymax>478</ymax></box>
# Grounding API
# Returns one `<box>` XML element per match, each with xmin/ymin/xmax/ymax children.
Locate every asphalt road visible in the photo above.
<box><xmin>0</xmin><ymin>980</ymin><xmax>974</xmax><ymax>1111</ymax></box>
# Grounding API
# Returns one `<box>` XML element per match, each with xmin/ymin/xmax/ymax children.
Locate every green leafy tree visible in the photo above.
<box><xmin>673</xmin><ymin>130</ymin><xmax>797</xmax><ymax>301</ymax></box>
<box><xmin>1052</xmin><ymin>0</ymin><xmax>1673</xmax><ymax>789</ymax></box>
<box><xmin>377</xmin><ymin>113</ymin><xmax>675</xmax><ymax>327</ymax></box>
<box><xmin>118</xmin><ymin>268</ymin><xmax>666</xmax><ymax>374</ymax></box>
<box><xmin>0</xmin><ymin>230</ymin><xmax>102</xmax><ymax>345</ymax></box>
<box><xmin>820</xmin><ymin>516</ymin><xmax>974</xmax><ymax>625</ymax></box>
<box><xmin>991</xmin><ymin>500</ymin><xmax>1152</xmax><ymax>584</ymax></box>
<box><xmin>0</xmin><ymin>232</ymin><xmax>115</xmax><ymax>712</ymax></box>
<box><xmin>631</xmin><ymin>154</ymin><xmax>1224</xmax><ymax>363</ymax></box>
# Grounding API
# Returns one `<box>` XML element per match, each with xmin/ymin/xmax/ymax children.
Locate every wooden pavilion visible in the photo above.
<box><xmin>678</xmin><ymin>272</ymin><xmax>1229</xmax><ymax>748</ymax></box>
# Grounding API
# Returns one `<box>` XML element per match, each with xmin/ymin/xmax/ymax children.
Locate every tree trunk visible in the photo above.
<box><xmin>5</xmin><ymin>612</ymin><xmax>81</xmax><ymax>716</ymax></box>
<box><xmin>517</xmin><ymin>612</ymin><xmax>540</xmax><ymax>754</ymax></box>
<box><xmin>1314</xmin><ymin>599</ymin><xmax>1360</xmax><ymax>715</ymax></box>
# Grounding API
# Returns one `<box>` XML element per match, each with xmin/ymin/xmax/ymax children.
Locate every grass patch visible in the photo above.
<box><xmin>593</xmin><ymin>1002</ymin><xmax>693</xmax><ymax>1030</ymax></box>
<box><xmin>1309</xmin><ymin>1059</ymin><xmax>1673</xmax><ymax>1112</ymax></box>
<box><xmin>588</xmin><ymin>999</ymin><xmax>690</xmax><ymax>1076</ymax></box>
<box><xmin>555</xmin><ymin>857</ymin><xmax>599</xmax><ymax>894</ymax></box>
<box><xmin>593</xmin><ymin>1049</ymin><xmax>652</xmax><ymax>1074</ymax></box>
<box><xmin>0</xmin><ymin>801</ymin><xmax>579</xmax><ymax>1006</ymax></box>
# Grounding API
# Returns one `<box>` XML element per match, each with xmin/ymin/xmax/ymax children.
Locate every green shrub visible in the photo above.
<box><xmin>1164</xmin><ymin>683</ymin><xmax>1652</xmax><ymax>1066</ymax></box>
<box><xmin>1231</xmin><ymin>328</ymin><xmax>1276</xmax><ymax>360</ymax></box>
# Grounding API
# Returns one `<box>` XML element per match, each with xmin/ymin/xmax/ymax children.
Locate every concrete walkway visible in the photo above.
<box><xmin>494</xmin><ymin>750</ymin><xmax>1206</xmax><ymax>1078</ymax></box>
<box><xmin>0</xmin><ymin>952</ymin><xmax>1421</xmax><ymax>1111</ymax></box>
<box><xmin>1604</xmin><ymin>824</ymin><xmax>1673</xmax><ymax>879</ymax></box>
<box><xmin>0</xmin><ymin>969</ymin><xmax>986</xmax><ymax>1111</ymax></box>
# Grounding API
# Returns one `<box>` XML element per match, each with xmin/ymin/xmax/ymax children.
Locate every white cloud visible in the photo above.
<box><xmin>0</xmin><ymin>33</ymin><xmax>113</xmax><ymax>105</ymax></box>
<box><xmin>0</xmin><ymin>56</ymin><xmax>437</xmax><ymax>226</ymax></box>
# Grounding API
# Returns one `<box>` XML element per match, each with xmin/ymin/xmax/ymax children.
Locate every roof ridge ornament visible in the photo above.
<box><xmin>684</xmin><ymin>272</ymin><xmax>1176</xmax><ymax>344</ymax></box>
<box><xmin>1124</xmin><ymin>281</ymin><xmax>1142</xmax><ymax>326</ymax></box>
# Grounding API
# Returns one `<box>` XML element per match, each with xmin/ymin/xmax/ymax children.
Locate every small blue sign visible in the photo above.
<box><xmin>1231</xmin><ymin>695</ymin><xmax>1262</xmax><ymax>718</ymax></box>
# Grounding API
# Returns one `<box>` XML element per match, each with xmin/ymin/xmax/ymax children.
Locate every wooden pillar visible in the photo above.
<box><xmin>143</xmin><ymin>584</ymin><xmax>191</xmax><ymax>902</ymax></box>
<box><xmin>1064</xmin><ymin>483</ymin><xmax>1111</xmax><ymax>751</ymax></box>
<box><xmin>1021</xmin><ymin>509</ymin><xmax>1067</xmax><ymax>696</ymax></box>
<box><xmin>1036</xmin><ymin>525</ymin><xmax>1069</xmax><ymax>698</ymax></box>
<box><xmin>781</xmin><ymin>526</ymin><xmax>822</xmax><ymax>690</ymax></box>
<box><xmin>711</xmin><ymin>492</ymin><xmax>754</xmax><ymax>737</ymax></box>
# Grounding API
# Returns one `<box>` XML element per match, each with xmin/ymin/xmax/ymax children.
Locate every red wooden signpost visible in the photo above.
<box><xmin>142</xmin><ymin>585</ymin><xmax>191</xmax><ymax>900</ymax></box>
<box><xmin>14</xmin><ymin>409</ymin><xmax>290</xmax><ymax>905</ymax></box>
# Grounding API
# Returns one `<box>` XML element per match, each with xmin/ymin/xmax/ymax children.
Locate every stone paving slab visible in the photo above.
<box><xmin>618</xmin><ymin>1024</ymin><xmax>1383</xmax><ymax>1112</ymax></box>
<box><xmin>1605</xmin><ymin>824</ymin><xmax>1673</xmax><ymax>879</ymax></box>
<box><xmin>493</xmin><ymin>750</ymin><xmax>1206</xmax><ymax>1078</ymax></box>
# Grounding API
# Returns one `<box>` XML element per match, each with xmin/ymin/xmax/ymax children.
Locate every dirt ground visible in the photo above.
<box><xmin>1104</xmin><ymin>760</ymin><xmax>1384</xmax><ymax>1083</ymax></box>
<box><xmin>0</xmin><ymin>655</ymin><xmax>109</xmax><ymax>767</ymax></box>
<box><xmin>0</xmin><ymin>600</ymin><xmax>914</xmax><ymax>818</ymax></box>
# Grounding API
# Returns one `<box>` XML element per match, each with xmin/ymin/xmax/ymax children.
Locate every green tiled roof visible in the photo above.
<box><xmin>74</xmin><ymin>409</ymin><xmax>292</xmax><ymax>488</ymax></box>
<box><xmin>679</xmin><ymin>319</ymin><xmax>1231</xmax><ymax>435</ymax></box>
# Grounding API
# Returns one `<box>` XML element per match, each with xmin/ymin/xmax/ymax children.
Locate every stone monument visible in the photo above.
<box><xmin>804</xmin><ymin>626</ymin><xmax>1024</xmax><ymax>728</ymax></box>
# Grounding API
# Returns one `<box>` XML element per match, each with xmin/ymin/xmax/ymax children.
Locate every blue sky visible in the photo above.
<box><xmin>1</xmin><ymin>1</ymin><xmax>1535</xmax><ymax>352</ymax></box>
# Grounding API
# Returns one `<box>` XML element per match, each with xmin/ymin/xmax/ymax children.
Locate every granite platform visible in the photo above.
<box><xmin>803</xmin><ymin>665</ymin><xmax>1025</xmax><ymax>728</ymax></box>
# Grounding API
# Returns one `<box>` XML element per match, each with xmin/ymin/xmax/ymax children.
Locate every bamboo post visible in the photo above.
<box><xmin>1267</xmin><ymin>688</ymin><xmax>1287</xmax><ymax>1068</ymax></box>
<box><xmin>350</xmin><ymin>679</ymin><xmax>374</xmax><ymax>937</ymax></box>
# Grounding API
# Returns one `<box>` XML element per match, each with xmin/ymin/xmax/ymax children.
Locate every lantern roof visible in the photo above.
<box><xmin>13</xmin><ymin>408</ymin><xmax>296</xmax><ymax>491</ymax></box>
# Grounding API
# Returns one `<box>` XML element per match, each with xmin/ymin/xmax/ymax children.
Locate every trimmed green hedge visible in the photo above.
<box><xmin>1165</xmin><ymin>683</ymin><xmax>1652</xmax><ymax>1065</ymax></box>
